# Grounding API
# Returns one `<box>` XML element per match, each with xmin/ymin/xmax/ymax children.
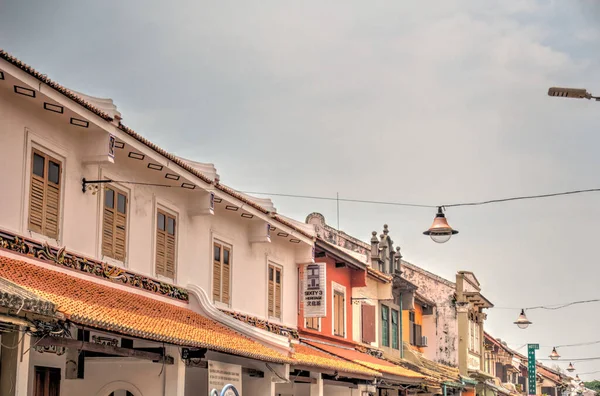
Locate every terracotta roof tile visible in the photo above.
<box><xmin>305</xmin><ymin>342</ymin><xmax>424</xmax><ymax>381</ymax></box>
<box><xmin>0</xmin><ymin>256</ymin><xmax>290</xmax><ymax>363</ymax></box>
<box><xmin>292</xmin><ymin>343</ymin><xmax>379</xmax><ymax>377</ymax></box>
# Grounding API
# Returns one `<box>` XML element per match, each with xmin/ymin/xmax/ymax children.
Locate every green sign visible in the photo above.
<box><xmin>528</xmin><ymin>344</ymin><xmax>539</xmax><ymax>395</ymax></box>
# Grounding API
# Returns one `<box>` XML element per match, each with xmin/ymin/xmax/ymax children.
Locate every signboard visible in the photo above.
<box><xmin>208</xmin><ymin>360</ymin><xmax>242</xmax><ymax>396</ymax></box>
<box><xmin>528</xmin><ymin>344</ymin><xmax>539</xmax><ymax>395</ymax></box>
<box><xmin>468</xmin><ymin>352</ymin><xmax>481</xmax><ymax>371</ymax></box>
<box><xmin>108</xmin><ymin>134</ymin><xmax>116</xmax><ymax>158</ymax></box>
<box><xmin>89</xmin><ymin>330</ymin><xmax>121</xmax><ymax>347</ymax></box>
<box><xmin>303</xmin><ymin>263</ymin><xmax>326</xmax><ymax>317</ymax></box>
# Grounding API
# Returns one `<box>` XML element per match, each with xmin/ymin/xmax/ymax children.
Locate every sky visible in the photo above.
<box><xmin>2</xmin><ymin>0</ymin><xmax>600</xmax><ymax>379</ymax></box>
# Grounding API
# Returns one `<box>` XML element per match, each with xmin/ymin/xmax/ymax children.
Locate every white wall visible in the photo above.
<box><xmin>0</xmin><ymin>83</ymin><xmax>307</xmax><ymax>327</ymax></box>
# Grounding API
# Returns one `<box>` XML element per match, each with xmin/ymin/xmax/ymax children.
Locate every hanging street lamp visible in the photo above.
<box><xmin>567</xmin><ymin>363</ymin><xmax>576</xmax><ymax>373</ymax></box>
<box><xmin>548</xmin><ymin>87</ymin><xmax>600</xmax><ymax>101</ymax></box>
<box><xmin>423</xmin><ymin>207</ymin><xmax>458</xmax><ymax>244</ymax></box>
<box><xmin>550</xmin><ymin>347</ymin><xmax>561</xmax><ymax>360</ymax></box>
<box><xmin>514</xmin><ymin>309</ymin><xmax>532</xmax><ymax>329</ymax></box>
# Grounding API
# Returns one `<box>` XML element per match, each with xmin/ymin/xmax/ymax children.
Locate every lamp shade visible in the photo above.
<box><xmin>423</xmin><ymin>207</ymin><xmax>458</xmax><ymax>243</ymax></box>
<box><xmin>514</xmin><ymin>309</ymin><xmax>532</xmax><ymax>329</ymax></box>
<box><xmin>550</xmin><ymin>347</ymin><xmax>560</xmax><ymax>360</ymax></box>
<box><xmin>567</xmin><ymin>363</ymin><xmax>575</xmax><ymax>373</ymax></box>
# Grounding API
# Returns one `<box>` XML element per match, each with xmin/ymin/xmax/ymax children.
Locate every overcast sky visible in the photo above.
<box><xmin>3</xmin><ymin>0</ymin><xmax>600</xmax><ymax>378</ymax></box>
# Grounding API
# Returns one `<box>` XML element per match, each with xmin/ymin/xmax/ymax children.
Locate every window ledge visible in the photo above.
<box><xmin>214</xmin><ymin>301</ymin><xmax>231</xmax><ymax>310</ymax></box>
<box><xmin>102</xmin><ymin>256</ymin><xmax>127</xmax><ymax>268</ymax></box>
<box><xmin>28</xmin><ymin>230</ymin><xmax>59</xmax><ymax>247</ymax></box>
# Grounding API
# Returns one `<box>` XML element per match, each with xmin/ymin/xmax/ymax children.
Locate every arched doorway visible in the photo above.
<box><xmin>109</xmin><ymin>392</ymin><xmax>134</xmax><ymax>396</ymax></box>
<box><xmin>96</xmin><ymin>380</ymin><xmax>142</xmax><ymax>396</ymax></box>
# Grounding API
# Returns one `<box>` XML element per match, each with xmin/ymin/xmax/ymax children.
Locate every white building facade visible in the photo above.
<box><xmin>0</xmin><ymin>49</ymin><xmax>324</xmax><ymax>396</ymax></box>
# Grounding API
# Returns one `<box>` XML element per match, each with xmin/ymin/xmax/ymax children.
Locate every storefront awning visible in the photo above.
<box><xmin>292</xmin><ymin>343</ymin><xmax>380</xmax><ymax>378</ymax></box>
<box><xmin>0</xmin><ymin>256</ymin><xmax>291</xmax><ymax>363</ymax></box>
<box><xmin>304</xmin><ymin>341</ymin><xmax>424</xmax><ymax>384</ymax></box>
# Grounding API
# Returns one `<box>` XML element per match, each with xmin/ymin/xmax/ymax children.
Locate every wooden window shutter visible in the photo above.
<box><xmin>222</xmin><ymin>246</ymin><xmax>231</xmax><ymax>304</ymax></box>
<box><xmin>102</xmin><ymin>187</ymin><xmax>128</xmax><ymax>261</ymax></box>
<box><xmin>334</xmin><ymin>291</ymin><xmax>344</xmax><ymax>336</ymax></box>
<box><xmin>268</xmin><ymin>265</ymin><xmax>274</xmax><ymax>316</ymax></box>
<box><xmin>165</xmin><ymin>215</ymin><xmax>176</xmax><ymax>279</ymax></box>
<box><xmin>29</xmin><ymin>150</ymin><xmax>62</xmax><ymax>239</ymax></box>
<box><xmin>274</xmin><ymin>267</ymin><xmax>282</xmax><ymax>319</ymax></box>
<box><xmin>34</xmin><ymin>366</ymin><xmax>61</xmax><ymax>396</ymax></box>
<box><xmin>155</xmin><ymin>211</ymin><xmax>167</xmax><ymax>277</ymax></box>
<box><xmin>333</xmin><ymin>292</ymin><xmax>339</xmax><ymax>335</ymax></box>
<box><xmin>361</xmin><ymin>303</ymin><xmax>376</xmax><ymax>343</ymax></box>
<box><xmin>213</xmin><ymin>243</ymin><xmax>222</xmax><ymax>302</ymax></box>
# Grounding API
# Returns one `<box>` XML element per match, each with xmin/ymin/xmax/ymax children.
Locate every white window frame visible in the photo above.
<box><xmin>211</xmin><ymin>231</ymin><xmax>234</xmax><ymax>309</ymax></box>
<box><xmin>331</xmin><ymin>281</ymin><xmax>347</xmax><ymax>338</ymax></box>
<box><xmin>22</xmin><ymin>129</ymin><xmax>67</xmax><ymax>245</ymax></box>
<box><xmin>152</xmin><ymin>197</ymin><xmax>179</xmax><ymax>282</ymax></box>
<box><xmin>96</xmin><ymin>167</ymin><xmax>131</xmax><ymax>267</ymax></box>
<box><xmin>266</xmin><ymin>260</ymin><xmax>283</xmax><ymax>322</ymax></box>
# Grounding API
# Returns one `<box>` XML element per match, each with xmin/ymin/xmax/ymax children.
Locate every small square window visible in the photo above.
<box><xmin>105</xmin><ymin>189</ymin><xmax>114</xmax><ymax>209</ymax></box>
<box><xmin>214</xmin><ymin>245</ymin><xmax>221</xmax><ymax>262</ymax></box>
<box><xmin>48</xmin><ymin>161</ymin><xmax>60</xmax><ymax>184</ymax></box>
<box><xmin>167</xmin><ymin>217</ymin><xmax>175</xmax><ymax>235</ymax></box>
<box><xmin>33</xmin><ymin>153</ymin><xmax>44</xmax><ymax>177</ymax></box>
<box><xmin>117</xmin><ymin>193</ymin><xmax>126</xmax><ymax>214</ymax></box>
<box><xmin>157</xmin><ymin>213</ymin><xmax>165</xmax><ymax>231</ymax></box>
<box><xmin>223</xmin><ymin>248</ymin><xmax>230</xmax><ymax>265</ymax></box>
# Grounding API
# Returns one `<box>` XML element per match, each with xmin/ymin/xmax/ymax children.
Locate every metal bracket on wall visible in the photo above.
<box><xmin>81</xmin><ymin>177</ymin><xmax>114</xmax><ymax>194</ymax></box>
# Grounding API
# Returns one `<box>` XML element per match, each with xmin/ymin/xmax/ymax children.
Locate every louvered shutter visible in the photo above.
<box><xmin>29</xmin><ymin>152</ymin><xmax>45</xmax><ymax>234</ymax></box>
<box><xmin>213</xmin><ymin>243</ymin><xmax>222</xmax><ymax>302</ymax></box>
<box><xmin>44</xmin><ymin>158</ymin><xmax>61</xmax><ymax>239</ymax></box>
<box><xmin>114</xmin><ymin>192</ymin><xmax>127</xmax><ymax>261</ymax></box>
<box><xmin>222</xmin><ymin>246</ymin><xmax>231</xmax><ymax>304</ymax></box>
<box><xmin>361</xmin><ymin>304</ymin><xmax>376</xmax><ymax>343</ymax></box>
<box><xmin>155</xmin><ymin>211</ymin><xmax>167</xmax><ymax>277</ymax></box>
<box><xmin>275</xmin><ymin>267</ymin><xmax>282</xmax><ymax>319</ymax></box>
<box><xmin>102</xmin><ymin>188</ymin><xmax>115</xmax><ymax>257</ymax></box>
<box><xmin>268</xmin><ymin>266</ymin><xmax>274</xmax><ymax>316</ymax></box>
<box><xmin>29</xmin><ymin>150</ymin><xmax>62</xmax><ymax>239</ymax></box>
<box><xmin>415</xmin><ymin>324</ymin><xmax>422</xmax><ymax>346</ymax></box>
<box><xmin>165</xmin><ymin>215</ymin><xmax>176</xmax><ymax>278</ymax></box>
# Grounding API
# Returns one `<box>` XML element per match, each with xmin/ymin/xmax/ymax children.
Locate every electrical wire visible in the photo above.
<box><xmin>491</xmin><ymin>299</ymin><xmax>600</xmax><ymax>311</ymax></box>
<box><xmin>90</xmin><ymin>179</ymin><xmax>600</xmax><ymax>210</ymax></box>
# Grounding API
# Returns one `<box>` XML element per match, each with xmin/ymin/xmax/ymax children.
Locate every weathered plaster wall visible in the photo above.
<box><xmin>401</xmin><ymin>262</ymin><xmax>458</xmax><ymax>367</ymax></box>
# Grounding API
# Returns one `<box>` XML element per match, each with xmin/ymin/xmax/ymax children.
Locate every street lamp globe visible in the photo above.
<box><xmin>567</xmin><ymin>363</ymin><xmax>575</xmax><ymax>373</ymax></box>
<box><xmin>514</xmin><ymin>309</ymin><xmax>532</xmax><ymax>329</ymax></box>
<box><xmin>423</xmin><ymin>207</ymin><xmax>458</xmax><ymax>244</ymax></box>
<box><xmin>550</xmin><ymin>347</ymin><xmax>560</xmax><ymax>361</ymax></box>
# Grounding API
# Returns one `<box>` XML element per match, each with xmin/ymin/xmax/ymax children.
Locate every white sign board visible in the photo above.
<box><xmin>208</xmin><ymin>360</ymin><xmax>242</xmax><ymax>396</ymax></box>
<box><xmin>303</xmin><ymin>263</ymin><xmax>326</xmax><ymax>318</ymax></box>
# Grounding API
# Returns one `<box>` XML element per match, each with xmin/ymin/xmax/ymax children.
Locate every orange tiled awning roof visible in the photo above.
<box><xmin>0</xmin><ymin>257</ymin><xmax>290</xmax><ymax>363</ymax></box>
<box><xmin>305</xmin><ymin>341</ymin><xmax>424</xmax><ymax>382</ymax></box>
<box><xmin>292</xmin><ymin>343</ymin><xmax>380</xmax><ymax>377</ymax></box>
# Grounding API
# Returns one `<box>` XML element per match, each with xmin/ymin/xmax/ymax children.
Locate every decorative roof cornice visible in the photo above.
<box><xmin>0</xmin><ymin>277</ymin><xmax>56</xmax><ymax>317</ymax></box>
<box><xmin>218</xmin><ymin>309</ymin><xmax>299</xmax><ymax>340</ymax></box>
<box><xmin>0</xmin><ymin>229</ymin><xmax>189</xmax><ymax>302</ymax></box>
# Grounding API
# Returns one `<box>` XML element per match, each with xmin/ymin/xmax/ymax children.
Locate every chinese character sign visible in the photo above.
<box><xmin>303</xmin><ymin>263</ymin><xmax>326</xmax><ymax>317</ymax></box>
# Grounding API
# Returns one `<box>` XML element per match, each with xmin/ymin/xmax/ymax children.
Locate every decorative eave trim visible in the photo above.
<box><xmin>0</xmin><ymin>290</ymin><xmax>56</xmax><ymax>317</ymax></box>
<box><xmin>0</xmin><ymin>229</ymin><xmax>189</xmax><ymax>302</ymax></box>
<box><xmin>186</xmin><ymin>285</ymin><xmax>292</xmax><ymax>355</ymax></box>
<box><xmin>219</xmin><ymin>309</ymin><xmax>299</xmax><ymax>339</ymax></box>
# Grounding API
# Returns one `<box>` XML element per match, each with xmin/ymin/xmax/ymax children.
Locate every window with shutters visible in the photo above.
<box><xmin>155</xmin><ymin>209</ymin><xmax>177</xmax><ymax>279</ymax></box>
<box><xmin>34</xmin><ymin>366</ymin><xmax>61</xmax><ymax>396</ymax></box>
<box><xmin>361</xmin><ymin>303</ymin><xmax>376</xmax><ymax>343</ymax></box>
<box><xmin>333</xmin><ymin>290</ymin><xmax>345</xmax><ymax>337</ymax></box>
<box><xmin>268</xmin><ymin>263</ymin><xmax>282</xmax><ymax>319</ymax></box>
<box><xmin>391</xmin><ymin>309</ymin><xmax>399</xmax><ymax>349</ymax></box>
<box><xmin>305</xmin><ymin>316</ymin><xmax>320</xmax><ymax>330</ymax></box>
<box><xmin>381</xmin><ymin>305</ymin><xmax>389</xmax><ymax>347</ymax></box>
<box><xmin>102</xmin><ymin>186</ymin><xmax>128</xmax><ymax>262</ymax></box>
<box><xmin>213</xmin><ymin>240</ymin><xmax>232</xmax><ymax>305</ymax></box>
<box><xmin>28</xmin><ymin>149</ymin><xmax>62</xmax><ymax>240</ymax></box>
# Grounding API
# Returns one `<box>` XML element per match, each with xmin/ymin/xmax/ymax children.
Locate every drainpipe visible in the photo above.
<box><xmin>399</xmin><ymin>292</ymin><xmax>404</xmax><ymax>359</ymax></box>
<box><xmin>443</xmin><ymin>383</ymin><xmax>447</xmax><ymax>396</ymax></box>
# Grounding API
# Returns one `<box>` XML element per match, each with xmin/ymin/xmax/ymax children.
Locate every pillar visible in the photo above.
<box><xmin>456</xmin><ymin>302</ymin><xmax>469</xmax><ymax>376</ymax></box>
<box><xmin>309</xmin><ymin>372</ymin><xmax>323</xmax><ymax>396</ymax></box>
<box><xmin>164</xmin><ymin>346</ymin><xmax>186</xmax><ymax>396</ymax></box>
<box><xmin>479</xmin><ymin>312</ymin><xmax>486</xmax><ymax>372</ymax></box>
<box><xmin>0</xmin><ymin>331</ymin><xmax>31</xmax><ymax>396</ymax></box>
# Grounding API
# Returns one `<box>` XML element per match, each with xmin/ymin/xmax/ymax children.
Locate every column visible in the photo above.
<box><xmin>309</xmin><ymin>372</ymin><xmax>324</xmax><ymax>396</ymax></box>
<box><xmin>0</xmin><ymin>331</ymin><xmax>31</xmax><ymax>396</ymax></box>
<box><xmin>456</xmin><ymin>302</ymin><xmax>469</xmax><ymax>376</ymax></box>
<box><xmin>479</xmin><ymin>312</ymin><xmax>486</xmax><ymax>372</ymax></box>
<box><xmin>164</xmin><ymin>346</ymin><xmax>186</xmax><ymax>396</ymax></box>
